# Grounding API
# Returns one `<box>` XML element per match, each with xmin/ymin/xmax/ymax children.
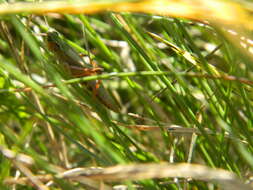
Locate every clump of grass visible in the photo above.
<box><xmin>0</xmin><ymin>0</ymin><xmax>253</xmax><ymax>189</ymax></box>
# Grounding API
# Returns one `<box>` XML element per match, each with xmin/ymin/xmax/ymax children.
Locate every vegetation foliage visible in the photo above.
<box><xmin>0</xmin><ymin>0</ymin><xmax>253</xmax><ymax>189</ymax></box>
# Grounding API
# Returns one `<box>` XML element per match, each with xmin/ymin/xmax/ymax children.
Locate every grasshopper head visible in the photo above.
<box><xmin>46</xmin><ymin>30</ymin><xmax>93</xmax><ymax>69</ymax></box>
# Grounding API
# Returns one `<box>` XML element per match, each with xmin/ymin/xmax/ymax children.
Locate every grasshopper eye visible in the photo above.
<box><xmin>47</xmin><ymin>31</ymin><xmax>59</xmax><ymax>43</ymax></box>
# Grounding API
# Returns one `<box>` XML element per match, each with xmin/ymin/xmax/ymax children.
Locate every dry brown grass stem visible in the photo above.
<box><xmin>0</xmin><ymin>0</ymin><xmax>252</xmax><ymax>30</ymax></box>
<box><xmin>5</xmin><ymin>163</ymin><xmax>252</xmax><ymax>190</ymax></box>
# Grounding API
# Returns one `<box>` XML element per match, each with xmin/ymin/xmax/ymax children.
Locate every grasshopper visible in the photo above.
<box><xmin>46</xmin><ymin>31</ymin><xmax>120</xmax><ymax>112</ymax></box>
